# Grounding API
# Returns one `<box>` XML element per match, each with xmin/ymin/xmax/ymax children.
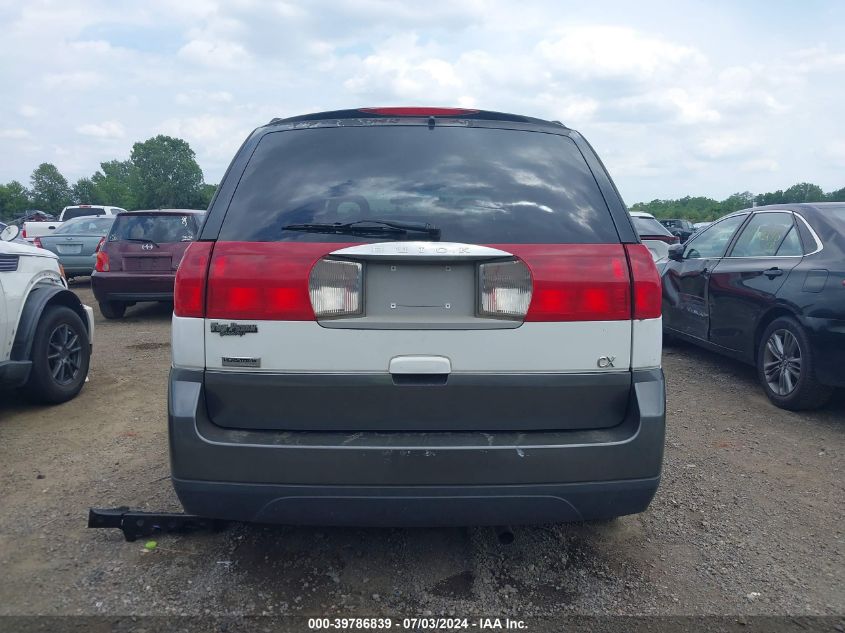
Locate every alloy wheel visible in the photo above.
<box><xmin>762</xmin><ymin>329</ymin><xmax>802</xmax><ymax>396</ymax></box>
<box><xmin>47</xmin><ymin>324</ymin><xmax>83</xmax><ymax>386</ymax></box>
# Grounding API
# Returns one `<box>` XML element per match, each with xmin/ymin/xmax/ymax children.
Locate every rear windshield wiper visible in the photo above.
<box><xmin>282</xmin><ymin>220</ymin><xmax>441</xmax><ymax>240</ymax></box>
<box><xmin>121</xmin><ymin>237</ymin><xmax>160</xmax><ymax>248</ymax></box>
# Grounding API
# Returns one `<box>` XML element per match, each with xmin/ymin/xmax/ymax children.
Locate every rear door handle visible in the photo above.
<box><xmin>764</xmin><ymin>267</ymin><xmax>784</xmax><ymax>279</ymax></box>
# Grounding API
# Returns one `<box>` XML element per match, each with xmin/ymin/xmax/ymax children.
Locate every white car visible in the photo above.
<box><xmin>629</xmin><ymin>210</ymin><xmax>679</xmax><ymax>263</ymax></box>
<box><xmin>22</xmin><ymin>204</ymin><xmax>125</xmax><ymax>242</ymax></box>
<box><xmin>0</xmin><ymin>224</ymin><xmax>94</xmax><ymax>403</ymax></box>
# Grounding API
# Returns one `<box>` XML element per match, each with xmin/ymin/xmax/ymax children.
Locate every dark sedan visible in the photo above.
<box><xmin>662</xmin><ymin>203</ymin><xmax>845</xmax><ymax>410</ymax></box>
<box><xmin>91</xmin><ymin>209</ymin><xmax>204</xmax><ymax>319</ymax></box>
<box><xmin>659</xmin><ymin>218</ymin><xmax>696</xmax><ymax>242</ymax></box>
<box><xmin>35</xmin><ymin>215</ymin><xmax>115</xmax><ymax>278</ymax></box>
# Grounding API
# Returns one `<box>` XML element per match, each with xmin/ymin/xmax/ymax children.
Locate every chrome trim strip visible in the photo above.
<box><xmin>793</xmin><ymin>213</ymin><xmax>824</xmax><ymax>255</ymax></box>
<box><xmin>330</xmin><ymin>241</ymin><xmax>513</xmax><ymax>260</ymax></box>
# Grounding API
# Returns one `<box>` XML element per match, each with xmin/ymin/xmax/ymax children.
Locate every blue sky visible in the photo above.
<box><xmin>1</xmin><ymin>0</ymin><xmax>843</xmax><ymax>203</ymax></box>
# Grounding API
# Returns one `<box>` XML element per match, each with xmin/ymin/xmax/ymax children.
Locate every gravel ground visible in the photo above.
<box><xmin>0</xmin><ymin>280</ymin><xmax>842</xmax><ymax>617</ymax></box>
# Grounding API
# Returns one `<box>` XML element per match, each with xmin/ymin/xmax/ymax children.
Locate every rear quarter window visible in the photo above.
<box><xmin>63</xmin><ymin>207</ymin><xmax>105</xmax><ymax>220</ymax></box>
<box><xmin>218</xmin><ymin>126</ymin><xmax>620</xmax><ymax>244</ymax></box>
<box><xmin>109</xmin><ymin>214</ymin><xmax>198</xmax><ymax>243</ymax></box>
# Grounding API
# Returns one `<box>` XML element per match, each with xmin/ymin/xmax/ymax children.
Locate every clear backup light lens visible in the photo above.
<box><xmin>309</xmin><ymin>259</ymin><xmax>363</xmax><ymax>318</ymax></box>
<box><xmin>479</xmin><ymin>260</ymin><xmax>533</xmax><ymax>319</ymax></box>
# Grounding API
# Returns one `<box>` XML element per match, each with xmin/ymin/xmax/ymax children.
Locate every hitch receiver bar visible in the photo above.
<box><xmin>88</xmin><ymin>507</ymin><xmax>227</xmax><ymax>542</ymax></box>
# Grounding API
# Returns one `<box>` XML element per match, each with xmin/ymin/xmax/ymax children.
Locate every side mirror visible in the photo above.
<box><xmin>668</xmin><ymin>243</ymin><xmax>684</xmax><ymax>262</ymax></box>
<box><xmin>1</xmin><ymin>224</ymin><xmax>20</xmax><ymax>242</ymax></box>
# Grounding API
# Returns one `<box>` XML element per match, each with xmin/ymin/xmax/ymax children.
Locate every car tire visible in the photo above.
<box><xmin>757</xmin><ymin>316</ymin><xmax>832</xmax><ymax>411</ymax></box>
<box><xmin>99</xmin><ymin>300</ymin><xmax>126</xmax><ymax>319</ymax></box>
<box><xmin>24</xmin><ymin>305</ymin><xmax>91</xmax><ymax>404</ymax></box>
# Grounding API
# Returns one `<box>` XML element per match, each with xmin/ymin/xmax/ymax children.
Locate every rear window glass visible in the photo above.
<box><xmin>633</xmin><ymin>217</ymin><xmax>672</xmax><ymax>236</ymax></box>
<box><xmin>63</xmin><ymin>207</ymin><xmax>105</xmax><ymax>220</ymax></box>
<box><xmin>219</xmin><ymin>126</ymin><xmax>619</xmax><ymax>244</ymax></box>
<box><xmin>53</xmin><ymin>216</ymin><xmax>114</xmax><ymax>235</ymax></box>
<box><xmin>109</xmin><ymin>214</ymin><xmax>198</xmax><ymax>243</ymax></box>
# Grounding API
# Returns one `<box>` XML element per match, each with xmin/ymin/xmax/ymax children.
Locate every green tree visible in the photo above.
<box><xmin>130</xmin><ymin>135</ymin><xmax>204</xmax><ymax>209</ymax></box>
<box><xmin>91</xmin><ymin>160</ymin><xmax>136</xmax><ymax>209</ymax></box>
<box><xmin>0</xmin><ymin>180</ymin><xmax>32</xmax><ymax>221</ymax></box>
<box><xmin>72</xmin><ymin>177</ymin><xmax>98</xmax><ymax>204</ymax></box>
<box><xmin>723</xmin><ymin>191</ymin><xmax>755</xmax><ymax>212</ymax></box>
<box><xmin>30</xmin><ymin>163</ymin><xmax>72</xmax><ymax>212</ymax></box>
<box><xmin>782</xmin><ymin>182</ymin><xmax>825</xmax><ymax>203</ymax></box>
<box><xmin>198</xmin><ymin>183</ymin><xmax>217</xmax><ymax>209</ymax></box>
<box><xmin>826</xmin><ymin>187</ymin><xmax>845</xmax><ymax>202</ymax></box>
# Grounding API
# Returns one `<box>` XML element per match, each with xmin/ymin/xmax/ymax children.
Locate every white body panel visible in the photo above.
<box><xmin>1</xmin><ymin>240</ymin><xmax>96</xmax><ymax>365</ymax></box>
<box><xmin>172</xmin><ymin>316</ymin><xmax>206</xmax><ymax>369</ymax></box>
<box><xmin>0</xmin><ymin>241</ymin><xmax>64</xmax><ymax>362</ymax></box>
<box><xmin>197</xmin><ymin>319</ymin><xmax>635</xmax><ymax>373</ymax></box>
<box><xmin>641</xmin><ymin>238</ymin><xmax>669</xmax><ymax>263</ymax></box>
<box><xmin>632</xmin><ymin>317</ymin><xmax>662</xmax><ymax>369</ymax></box>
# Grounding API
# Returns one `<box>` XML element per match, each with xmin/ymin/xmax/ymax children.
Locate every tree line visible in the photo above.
<box><xmin>2</xmin><ymin>135</ymin><xmax>843</xmax><ymax>223</ymax></box>
<box><xmin>630</xmin><ymin>183</ymin><xmax>845</xmax><ymax>222</ymax></box>
<box><xmin>0</xmin><ymin>135</ymin><xmax>217</xmax><ymax>221</ymax></box>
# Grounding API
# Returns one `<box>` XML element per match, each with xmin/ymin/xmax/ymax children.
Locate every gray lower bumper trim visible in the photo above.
<box><xmin>172</xmin><ymin>477</ymin><xmax>661</xmax><ymax>526</ymax></box>
<box><xmin>0</xmin><ymin>360</ymin><xmax>32</xmax><ymax>389</ymax></box>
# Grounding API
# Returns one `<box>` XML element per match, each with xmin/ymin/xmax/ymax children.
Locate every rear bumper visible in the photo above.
<box><xmin>169</xmin><ymin>367</ymin><xmax>665</xmax><ymax>525</ymax></box>
<box><xmin>804</xmin><ymin>316</ymin><xmax>845</xmax><ymax>387</ymax></box>
<box><xmin>91</xmin><ymin>271</ymin><xmax>175</xmax><ymax>303</ymax></box>
<box><xmin>58</xmin><ymin>254</ymin><xmax>96</xmax><ymax>275</ymax></box>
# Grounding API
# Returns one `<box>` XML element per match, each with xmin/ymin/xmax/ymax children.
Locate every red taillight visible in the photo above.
<box><xmin>501</xmin><ymin>245</ymin><xmax>631</xmax><ymax>322</ymax></box>
<box><xmin>21</xmin><ymin>228</ymin><xmax>27</xmax><ymax>238</ymax></box>
<box><xmin>174</xmin><ymin>241</ymin><xmax>213</xmax><ymax>317</ymax></box>
<box><xmin>95</xmin><ymin>249</ymin><xmax>110</xmax><ymax>272</ymax></box>
<box><xmin>359</xmin><ymin>107</ymin><xmax>479</xmax><ymax>117</ymax></box>
<box><xmin>33</xmin><ymin>237</ymin><xmax>43</xmax><ymax>248</ymax></box>
<box><xmin>205</xmin><ymin>243</ymin><xmax>356</xmax><ymax>320</ymax></box>
<box><xmin>95</xmin><ymin>237</ymin><xmax>105</xmax><ymax>252</ymax></box>
<box><xmin>625</xmin><ymin>243</ymin><xmax>662</xmax><ymax>319</ymax></box>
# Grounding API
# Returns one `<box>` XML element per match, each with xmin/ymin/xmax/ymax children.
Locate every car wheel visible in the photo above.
<box><xmin>24</xmin><ymin>305</ymin><xmax>91</xmax><ymax>404</ymax></box>
<box><xmin>757</xmin><ymin>316</ymin><xmax>832</xmax><ymax>411</ymax></box>
<box><xmin>99</xmin><ymin>300</ymin><xmax>126</xmax><ymax>319</ymax></box>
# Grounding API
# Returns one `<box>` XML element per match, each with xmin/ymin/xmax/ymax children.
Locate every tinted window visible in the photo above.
<box><xmin>633</xmin><ymin>217</ymin><xmax>673</xmax><ymax>236</ymax></box>
<box><xmin>684</xmin><ymin>214</ymin><xmax>747</xmax><ymax>259</ymax></box>
<box><xmin>109</xmin><ymin>215</ymin><xmax>198</xmax><ymax>243</ymax></box>
<box><xmin>776</xmin><ymin>226</ymin><xmax>803</xmax><ymax>256</ymax></box>
<box><xmin>731</xmin><ymin>213</ymin><xmax>795</xmax><ymax>257</ymax></box>
<box><xmin>54</xmin><ymin>216</ymin><xmax>114</xmax><ymax>235</ymax></box>
<box><xmin>219</xmin><ymin>126</ymin><xmax>619</xmax><ymax>244</ymax></box>
<box><xmin>63</xmin><ymin>207</ymin><xmax>105</xmax><ymax>220</ymax></box>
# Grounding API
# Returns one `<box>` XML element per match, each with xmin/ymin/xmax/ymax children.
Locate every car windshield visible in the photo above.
<box><xmin>633</xmin><ymin>217</ymin><xmax>673</xmax><ymax>236</ymax></box>
<box><xmin>219</xmin><ymin>126</ymin><xmax>620</xmax><ymax>244</ymax></box>
<box><xmin>53</xmin><ymin>216</ymin><xmax>114</xmax><ymax>235</ymax></box>
<box><xmin>109</xmin><ymin>214</ymin><xmax>198</xmax><ymax>243</ymax></box>
<box><xmin>63</xmin><ymin>207</ymin><xmax>105</xmax><ymax>220</ymax></box>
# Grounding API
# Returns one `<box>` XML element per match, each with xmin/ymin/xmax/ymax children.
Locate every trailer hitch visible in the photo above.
<box><xmin>88</xmin><ymin>507</ymin><xmax>227</xmax><ymax>542</ymax></box>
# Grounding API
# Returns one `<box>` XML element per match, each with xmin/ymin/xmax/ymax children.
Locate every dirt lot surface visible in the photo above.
<box><xmin>0</xmin><ymin>280</ymin><xmax>842</xmax><ymax>618</ymax></box>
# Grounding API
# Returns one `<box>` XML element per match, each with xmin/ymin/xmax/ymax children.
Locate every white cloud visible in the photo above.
<box><xmin>0</xmin><ymin>129</ymin><xmax>30</xmax><ymax>140</ymax></box>
<box><xmin>76</xmin><ymin>121</ymin><xmax>126</xmax><ymax>139</ymax></box>
<box><xmin>696</xmin><ymin>134</ymin><xmax>758</xmax><ymax>159</ymax></box>
<box><xmin>536</xmin><ymin>26</ymin><xmax>706</xmax><ymax>81</ymax></box>
<box><xmin>740</xmin><ymin>158</ymin><xmax>779</xmax><ymax>173</ymax></box>
<box><xmin>0</xmin><ymin>1</ymin><xmax>844</xmax><ymax>201</ymax></box>
<box><xmin>178</xmin><ymin>39</ymin><xmax>252</xmax><ymax>69</ymax></box>
<box><xmin>42</xmin><ymin>71</ymin><xmax>102</xmax><ymax>89</ymax></box>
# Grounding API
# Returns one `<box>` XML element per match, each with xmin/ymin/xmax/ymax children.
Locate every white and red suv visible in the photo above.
<box><xmin>168</xmin><ymin>107</ymin><xmax>665</xmax><ymax>526</ymax></box>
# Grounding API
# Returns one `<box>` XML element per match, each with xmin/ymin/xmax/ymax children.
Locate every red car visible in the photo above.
<box><xmin>91</xmin><ymin>209</ymin><xmax>205</xmax><ymax>319</ymax></box>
